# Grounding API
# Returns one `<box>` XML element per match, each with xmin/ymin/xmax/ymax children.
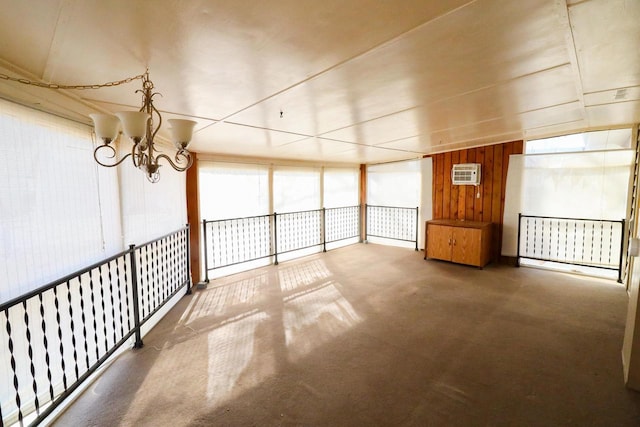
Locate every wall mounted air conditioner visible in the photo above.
<box><xmin>452</xmin><ymin>163</ymin><xmax>481</xmax><ymax>185</ymax></box>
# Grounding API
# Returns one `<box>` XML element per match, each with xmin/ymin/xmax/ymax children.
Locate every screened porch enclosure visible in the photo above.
<box><xmin>196</xmin><ymin>160</ymin><xmax>425</xmax><ymax>280</ymax></box>
<box><xmin>503</xmin><ymin>130</ymin><xmax>635</xmax><ymax>282</ymax></box>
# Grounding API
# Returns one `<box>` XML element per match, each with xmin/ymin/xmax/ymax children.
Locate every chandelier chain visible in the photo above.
<box><xmin>0</xmin><ymin>72</ymin><xmax>145</xmax><ymax>90</ymax></box>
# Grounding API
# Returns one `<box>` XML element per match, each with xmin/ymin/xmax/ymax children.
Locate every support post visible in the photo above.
<box><xmin>273</xmin><ymin>213</ymin><xmax>279</xmax><ymax>265</ymax></box>
<box><xmin>128</xmin><ymin>244</ymin><xmax>143</xmax><ymax>349</ymax></box>
<box><xmin>185</xmin><ymin>224</ymin><xmax>192</xmax><ymax>295</ymax></box>
<box><xmin>364</xmin><ymin>204</ymin><xmax>368</xmax><ymax>244</ymax></box>
<box><xmin>619</xmin><ymin>218</ymin><xmax>626</xmax><ymax>283</ymax></box>
<box><xmin>358</xmin><ymin>204</ymin><xmax>363</xmax><ymax>243</ymax></box>
<box><xmin>322</xmin><ymin>208</ymin><xmax>327</xmax><ymax>252</ymax></box>
<box><xmin>197</xmin><ymin>219</ymin><xmax>209</xmax><ymax>290</ymax></box>
<box><xmin>516</xmin><ymin>213</ymin><xmax>522</xmax><ymax>267</ymax></box>
<box><xmin>415</xmin><ymin>207</ymin><xmax>419</xmax><ymax>251</ymax></box>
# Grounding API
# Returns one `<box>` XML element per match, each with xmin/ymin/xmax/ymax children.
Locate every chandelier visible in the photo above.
<box><xmin>0</xmin><ymin>69</ymin><xmax>196</xmax><ymax>183</ymax></box>
<box><xmin>90</xmin><ymin>70</ymin><xmax>196</xmax><ymax>183</ymax></box>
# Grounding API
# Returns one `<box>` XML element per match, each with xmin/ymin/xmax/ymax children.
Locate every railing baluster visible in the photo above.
<box><xmin>532</xmin><ymin>218</ymin><xmax>537</xmax><ymax>257</ymax></box>
<box><xmin>114</xmin><ymin>259</ymin><xmax>122</xmax><ymax>345</ymax></box>
<box><xmin>91</xmin><ymin>267</ymin><xmax>101</xmax><ymax>361</ymax></box>
<box><xmin>608</xmin><ymin>223</ymin><xmax>614</xmax><ymax>265</ymax></box>
<box><xmin>123</xmin><ymin>254</ymin><xmax>132</xmax><ymax>332</ymax></box>
<box><xmin>102</xmin><ymin>263</ymin><xmax>111</xmax><ymax>353</ymax></box>
<box><xmin>79</xmin><ymin>274</ymin><xmax>90</xmax><ymax>374</ymax></box>
<box><xmin>67</xmin><ymin>279</ymin><xmax>79</xmax><ymax>382</ymax></box>
<box><xmin>23</xmin><ymin>300</ymin><xmax>40</xmax><ymax>415</ymax></box>
<box><xmin>525</xmin><ymin>217</ymin><xmax>530</xmax><ymax>257</ymax></box>
<box><xmin>39</xmin><ymin>292</ymin><xmax>54</xmax><ymax>403</ymax></box>
<box><xmin>599</xmin><ymin>222</ymin><xmax>604</xmax><ymax>264</ymax></box>
<box><xmin>53</xmin><ymin>286</ymin><xmax>68</xmax><ymax>391</ymax></box>
<box><xmin>5</xmin><ymin>307</ymin><xmax>23</xmax><ymax>425</ymax></box>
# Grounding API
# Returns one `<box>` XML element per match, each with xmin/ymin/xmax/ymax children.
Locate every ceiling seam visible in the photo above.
<box><xmin>42</xmin><ymin>0</ymin><xmax>74</xmax><ymax>82</ymax></box>
<box><xmin>212</xmin><ymin>0</ymin><xmax>480</xmax><ymax>124</ymax></box>
<box><xmin>315</xmin><ymin>62</ymin><xmax>572</xmax><ymax>139</ymax></box>
<box><xmin>558</xmin><ymin>0</ymin><xmax>587</xmax><ymax>122</ymax></box>
<box><xmin>584</xmin><ymin>85</ymin><xmax>640</xmax><ymax>96</ymax></box>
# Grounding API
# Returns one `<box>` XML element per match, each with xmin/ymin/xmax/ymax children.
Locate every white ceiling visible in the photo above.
<box><xmin>0</xmin><ymin>0</ymin><xmax>638</xmax><ymax>165</ymax></box>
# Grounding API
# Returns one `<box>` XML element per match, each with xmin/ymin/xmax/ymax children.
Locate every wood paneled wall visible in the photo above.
<box><xmin>431</xmin><ymin>140</ymin><xmax>523</xmax><ymax>258</ymax></box>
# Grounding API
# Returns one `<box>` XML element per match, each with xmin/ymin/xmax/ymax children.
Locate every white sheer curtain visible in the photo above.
<box><xmin>273</xmin><ymin>166</ymin><xmax>321</xmax><ymax>212</ymax></box>
<box><xmin>323</xmin><ymin>167</ymin><xmax>359</xmax><ymax>208</ymax></box>
<box><xmin>502</xmin><ymin>150</ymin><xmax>633</xmax><ymax>256</ymax></box>
<box><xmin>198</xmin><ymin>162</ymin><xmax>269</xmax><ymax>220</ymax></box>
<box><xmin>367</xmin><ymin>160</ymin><xmax>421</xmax><ymax>207</ymax></box>
<box><xmin>118</xmin><ymin>141</ymin><xmax>187</xmax><ymax>245</ymax></box>
<box><xmin>0</xmin><ymin>100</ymin><xmax>121</xmax><ymax>303</ymax></box>
<box><xmin>0</xmin><ymin>99</ymin><xmax>189</xmax><ymax>302</ymax></box>
<box><xmin>367</xmin><ymin>159</ymin><xmax>424</xmax><ymax>248</ymax></box>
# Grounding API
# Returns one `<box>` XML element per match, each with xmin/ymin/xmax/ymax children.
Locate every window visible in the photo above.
<box><xmin>526</xmin><ymin>129</ymin><xmax>632</xmax><ymax>154</ymax></box>
<box><xmin>323</xmin><ymin>168</ymin><xmax>359</xmax><ymax>208</ymax></box>
<box><xmin>367</xmin><ymin>160</ymin><xmax>420</xmax><ymax>208</ymax></box>
<box><xmin>0</xmin><ymin>99</ymin><xmax>187</xmax><ymax>303</ymax></box>
<box><xmin>199</xmin><ymin>162</ymin><xmax>269</xmax><ymax>220</ymax></box>
<box><xmin>273</xmin><ymin>166</ymin><xmax>321</xmax><ymax>213</ymax></box>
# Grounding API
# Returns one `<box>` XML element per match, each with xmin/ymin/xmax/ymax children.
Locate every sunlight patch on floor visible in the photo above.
<box><xmin>279</xmin><ymin>259</ymin><xmax>331</xmax><ymax>292</ymax></box>
<box><xmin>183</xmin><ymin>273</ymin><xmax>269</xmax><ymax>324</ymax></box>
<box><xmin>284</xmin><ymin>281</ymin><xmax>361</xmax><ymax>361</ymax></box>
<box><xmin>206</xmin><ymin>311</ymin><xmax>273</xmax><ymax>406</ymax></box>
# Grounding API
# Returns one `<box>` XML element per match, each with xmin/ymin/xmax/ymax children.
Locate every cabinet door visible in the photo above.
<box><xmin>451</xmin><ymin>227</ymin><xmax>482</xmax><ymax>266</ymax></box>
<box><xmin>427</xmin><ymin>225</ymin><xmax>452</xmax><ymax>261</ymax></box>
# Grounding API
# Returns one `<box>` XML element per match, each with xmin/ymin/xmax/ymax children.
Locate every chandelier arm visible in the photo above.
<box><xmin>156</xmin><ymin>151</ymin><xmax>193</xmax><ymax>172</ymax></box>
<box><xmin>93</xmin><ymin>144</ymin><xmax>132</xmax><ymax>168</ymax></box>
<box><xmin>131</xmin><ymin>143</ymin><xmax>142</xmax><ymax>168</ymax></box>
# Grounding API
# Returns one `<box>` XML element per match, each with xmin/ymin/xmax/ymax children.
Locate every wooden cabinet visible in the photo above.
<box><xmin>425</xmin><ymin>220</ymin><xmax>493</xmax><ymax>267</ymax></box>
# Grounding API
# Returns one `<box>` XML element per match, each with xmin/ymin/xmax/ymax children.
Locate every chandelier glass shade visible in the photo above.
<box><xmin>90</xmin><ymin>71</ymin><xmax>196</xmax><ymax>183</ymax></box>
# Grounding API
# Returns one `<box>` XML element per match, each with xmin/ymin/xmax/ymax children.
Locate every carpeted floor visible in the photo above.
<box><xmin>53</xmin><ymin>243</ymin><xmax>640</xmax><ymax>426</ymax></box>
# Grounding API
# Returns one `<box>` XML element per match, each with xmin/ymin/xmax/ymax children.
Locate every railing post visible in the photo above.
<box><xmin>273</xmin><ymin>213</ymin><xmax>279</xmax><ymax>265</ymax></box>
<box><xmin>619</xmin><ymin>218</ymin><xmax>626</xmax><ymax>283</ymax></box>
<box><xmin>322</xmin><ymin>208</ymin><xmax>327</xmax><ymax>252</ymax></box>
<box><xmin>128</xmin><ymin>244</ymin><xmax>144</xmax><ymax>349</ymax></box>
<box><xmin>364</xmin><ymin>204</ymin><xmax>368</xmax><ymax>244</ymax></box>
<box><xmin>415</xmin><ymin>207</ymin><xmax>419</xmax><ymax>251</ymax></box>
<box><xmin>202</xmin><ymin>219</ymin><xmax>209</xmax><ymax>283</ymax></box>
<box><xmin>185</xmin><ymin>224</ymin><xmax>192</xmax><ymax>295</ymax></box>
<box><xmin>516</xmin><ymin>213</ymin><xmax>522</xmax><ymax>267</ymax></box>
<box><xmin>358</xmin><ymin>204</ymin><xmax>363</xmax><ymax>243</ymax></box>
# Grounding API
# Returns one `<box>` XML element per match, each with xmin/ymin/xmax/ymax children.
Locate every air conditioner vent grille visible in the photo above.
<box><xmin>452</xmin><ymin>163</ymin><xmax>481</xmax><ymax>185</ymax></box>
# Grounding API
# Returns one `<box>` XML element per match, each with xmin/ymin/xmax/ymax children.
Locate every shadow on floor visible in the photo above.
<box><xmin>54</xmin><ymin>244</ymin><xmax>640</xmax><ymax>426</ymax></box>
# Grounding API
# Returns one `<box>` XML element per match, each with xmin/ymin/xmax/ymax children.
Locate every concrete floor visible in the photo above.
<box><xmin>54</xmin><ymin>243</ymin><xmax>640</xmax><ymax>426</ymax></box>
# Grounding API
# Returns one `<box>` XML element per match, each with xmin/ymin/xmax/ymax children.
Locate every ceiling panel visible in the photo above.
<box><xmin>269</xmin><ymin>137</ymin><xmax>355</xmax><ymax>162</ymax></box>
<box><xmin>20</xmin><ymin>0</ymin><xmax>475</xmax><ymax>118</ymax></box>
<box><xmin>569</xmin><ymin>0</ymin><xmax>640</xmax><ymax>93</ymax></box>
<box><xmin>0</xmin><ymin>0</ymin><xmax>637</xmax><ymax>165</ymax></box>
<box><xmin>374</xmin><ymin>136</ymin><xmax>428</xmax><ymax>152</ymax></box>
<box><xmin>518</xmin><ymin>101</ymin><xmax>585</xmax><ymax>130</ymax></box>
<box><xmin>584</xmin><ymin>86</ymin><xmax>640</xmax><ymax>107</ymax></box>
<box><xmin>0</xmin><ymin>0</ymin><xmax>63</xmax><ymax>74</ymax></box>
<box><xmin>586</xmin><ymin>101</ymin><xmax>640</xmax><ymax>129</ymax></box>
<box><xmin>320</xmin><ymin>109</ymin><xmax>422</xmax><ymax>146</ymax></box>
<box><xmin>228</xmin><ymin>0</ymin><xmax>570</xmax><ymax>136</ymax></box>
<box><xmin>187</xmin><ymin>121</ymin><xmax>302</xmax><ymax>154</ymax></box>
<box><xmin>323</xmin><ymin>145</ymin><xmax>421</xmax><ymax>164</ymax></box>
